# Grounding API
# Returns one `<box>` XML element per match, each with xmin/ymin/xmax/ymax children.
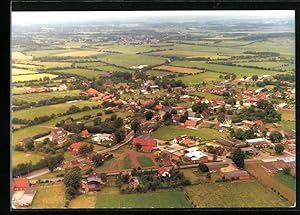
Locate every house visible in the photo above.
<box><xmin>12</xmin><ymin>178</ymin><xmax>30</xmax><ymax>191</ymax></box>
<box><xmin>184</xmin><ymin>119</ymin><xmax>199</xmax><ymax>129</ymax></box>
<box><xmin>206</xmin><ymin>163</ymin><xmax>221</xmax><ymax>173</ymax></box>
<box><xmin>246</xmin><ymin>138</ymin><xmax>268</xmax><ymax>148</ymax></box>
<box><xmin>49</xmin><ymin>127</ymin><xmax>67</xmax><ymax>144</ymax></box>
<box><xmin>18</xmin><ymin>186</ymin><xmax>37</xmax><ymax>207</ymax></box>
<box><xmin>273</xmin><ymin>123</ymin><xmax>282</xmax><ymax>128</ymax></box>
<box><xmin>81</xmin><ymin>173</ymin><xmax>105</xmax><ymax>193</ymax></box>
<box><xmin>80</xmin><ymin>129</ymin><xmax>91</xmax><ymax>138</ymax></box>
<box><xmin>69</xmin><ymin>142</ymin><xmax>83</xmax><ymax>156</ymax></box>
<box><xmin>91</xmin><ymin>133</ymin><xmax>114</xmax><ymax>144</ymax></box>
<box><xmin>255</xmin><ymin>120</ymin><xmax>264</xmax><ymax>126</ymax></box>
<box><xmin>220</xmin><ymin>170</ymin><xmax>250</xmax><ymax>181</ymax></box>
<box><xmin>262</xmin><ymin>158</ymin><xmax>295</xmax><ymax>173</ymax></box>
<box><xmin>158</xmin><ymin>167</ymin><xmax>171</xmax><ymax>177</ymax></box>
<box><xmin>184</xmin><ymin>148</ymin><xmax>208</xmax><ymax>164</ymax></box>
<box><xmin>216</xmin><ymin>138</ymin><xmax>235</xmax><ymax>149</ymax></box>
<box><xmin>132</xmin><ymin>135</ymin><xmax>157</xmax><ymax>152</ymax></box>
<box><xmin>284</xmin><ymin>130</ymin><xmax>295</xmax><ymax>140</ymax></box>
<box><xmin>242</xmin><ymin>120</ymin><xmax>256</xmax><ymax>128</ymax></box>
<box><xmin>82</xmin><ymin>88</ymin><xmax>100</xmax><ymax>97</ymax></box>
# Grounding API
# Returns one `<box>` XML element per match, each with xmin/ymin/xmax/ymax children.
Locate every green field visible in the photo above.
<box><xmin>13</xmin><ymin>90</ymin><xmax>81</xmax><ymax>103</ymax></box>
<box><xmin>12</xmin><ymin>68</ymin><xmax>38</xmax><ymax>75</ymax></box>
<box><xmin>98</xmin><ymin>53</ymin><xmax>166</xmax><ymax>68</ymax></box>
<box><xmin>151</xmin><ymin>126</ymin><xmax>225</xmax><ymax>141</ymax></box>
<box><xmin>171</xmin><ymin>61</ymin><xmax>280</xmax><ymax>78</ymax></box>
<box><xmin>147</xmin><ymin>69</ymin><xmax>176</xmax><ymax>77</ymax></box>
<box><xmin>69</xmin><ymin>193</ymin><xmax>97</xmax><ymax>208</ymax></box>
<box><xmin>28</xmin><ymin>61</ymin><xmax>73</xmax><ymax>69</ymax></box>
<box><xmin>12</xmin><ymin>150</ymin><xmax>44</xmax><ymax>168</ymax></box>
<box><xmin>175</xmin><ymin>71</ymin><xmax>221</xmax><ymax>86</ymax></box>
<box><xmin>32</xmin><ymin>184</ymin><xmax>65</xmax><ymax>208</ymax></box>
<box><xmin>137</xmin><ymin>156</ymin><xmax>155</xmax><ymax>167</ymax></box>
<box><xmin>234</xmin><ymin>61</ymin><xmax>293</xmax><ymax>70</ymax></box>
<box><xmin>12</xmin><ymin>73</ymin><xmax>58</xmax><ymax>82</ymax></box>
<box><xmin>280</xmin><ymin>120</ymin><xmax>295</xmax><ymax>130</ymax></box>
<box><xmin>184</xmin><ymin>181</ymin><xmax>291</xmax><ymax>208</ymax></box>
<box><xmin>52</xmin><ymin>68</ymin><xmax>108</xmax><ymax>79</ymax></box>
<box><xmin>95</xmin><ymin>187</ymin><xmax>192</xmax><ymax>208</ymax></box>
<box><xmin>273</xmin><ymin>171</ymin><xmax>296</xmax><ymax>191</ymax></box>
<box><xmin>13</xmin><ymin>100</ymin><xmax>101</xmax><ymax>120</ymax></box>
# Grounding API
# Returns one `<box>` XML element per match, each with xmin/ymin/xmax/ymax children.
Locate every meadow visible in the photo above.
<box><xmin>95</xmin><ymin>187</ymin><xmax>192</xmax><ymax>208</ymax></box>
<box><xmin>137</xmin><ymin>156</ymin><xmax>155</xmax><ymax>167</ymax></box>
<box><xmin>174</xmin><ymin>71</ymin><xmax>221</xmax><ymax>86</ymax></box>
<box><xmin>184</xmin><ymin>181</ymin><xmax>291</xmax><ymax>208</ymax></box>
<box><xmin>12</xmin><ymin>73</ymin><xmax>58</xmax><ymax>82</ymax></box>
<box><xmin>151</xmin><ymin>126</ymin><xmax>226</xmax><ymax>141</ymax></box>
<box><xmin>273</xmin><ymin>171</ymin><xmax>296</xmax><ymax>191</ymax></box>
<box><xmin>51</xmin><ymin>68</ymin><xmax>108</xmax><ymax>79</ymax></box>
<box><xmin>69</xmin><ymin>193</ymin><xmax>97</xmax><ymax>208</ymax></box>
<box><xmin>12</xmin><ymin>68</ymin><xmax>38</xmax><ymax>75</ymax></box>
<box><xmin>155</xmin><ymin>65</ymin><xmax>203</xmax><ymax>74</ymax></box>
<box><xmin>32</xmin><ymin>184</ymin><xmax>65</xmax><ymax>208</ymax></box>
<box><xmin>171</xmin><ymin>61</ymin><xmax>279</xmax><ymax>78</ymax></box>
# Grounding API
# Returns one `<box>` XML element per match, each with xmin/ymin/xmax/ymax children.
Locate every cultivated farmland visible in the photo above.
<box><xmin>155</xmin><ymin>65</ymin><xmax>203</xmax><ymax>74</ymax></box>
<box><xmin>12</xmin><ymin>73</ymin><xmax>58</xmax><ymax>82</ymax></box>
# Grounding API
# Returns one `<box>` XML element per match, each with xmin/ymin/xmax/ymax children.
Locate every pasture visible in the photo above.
<box><xmin>151</xmin><ymin>126</ymin><xmax>225</xmax><ymax>141</ymax></box>
<box><xmin>12</xmin><ymin>150</ymin><xmax>44</xmax><ymax>168</ymax></box>
<box><xmin>12</xmin><ymin>73</ymin><xmax>58</xmax><ymax>82</ymax></box>
<box><xmin>174</xmin><ymin>71</ymin><xmax>221</xmax><ymax>86</ymax></box>
<box><xmin>32</xmin><ymin>184</ymin><xmax>65</xmax><ymax>208</ymax></box>
<box><xmin>155</xmin><ymin>65</ymin><xmax>203</xmax><ymax>74</ymax></box>
<box><xmin>184</xmin><ymin>181</ymin><xmax>291</xmax><ymax>208</ymax></box>
<box><xmin>12</xmin><ymin>68</ymin><xmax>38</xmax><ymax>75</ymax></box>
<box><xmin>51</xmin><ymin>68</ymin><xmax>107</xmax><ymax>79</ymax></box>
<box><xmin>13</xmin><ymin>90</ymin><xmax>81</xmax><ymax>103</ymax></box>
<box><xmin>170</xmin><ymin>61</ymin><xmax>279</xmax><ymax>78</ymax></box>
<box><xmin>29</xmin><ymin>61</ymin><xmax>72</xmax><ymax>69</ymax></box>
<box><xmin>69</xmin><ymin>193</ymin><xmax>97</xmax><ymax>208</ymax></box>
<box><xmin>95</xmin><ymin>187</ymin><xmax>192</xmax><ymax>208</ymax></box>
<box><xmin>273</xmin><ymin>171</ymin><xmax>296</xmax><ymax>191</ymax></box>
<box><xmin>151</xmin><ymin>49</ymin><xmax>230</xmax><ymax>59</ymax></box>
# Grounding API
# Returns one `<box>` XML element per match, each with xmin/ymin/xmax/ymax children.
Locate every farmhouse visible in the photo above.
<box><xmin>81</xmin><ymin>173</ymin><xmax>105</xmax><ymax>193</ymax></box>
<box><xmin>220</xmin><ymin>170</ymin><xmax>250</xmax><ymax>181</ymax></box>
<box><xmin>246</xmin><ymin>138</ymin><xmax>268</xmax><ymax>148</ymax></box>
<box><xmin>184</xmin><ymin>119</ymin><xmax>200</xmax><ymax>129</ymax></box>
<box><xmin>69</xmin><ymin>142</ymin><xmax>83</xmax><ymax>156</ymax></box>
<box><xmin>49</xmin><ymin>127</ymin><xmax>67</xmax><ymax>144</ymax></box>
<box><xmin>184</xmin><ymin>147</ymin><xmax>208</xmax><ymax>164</ymax></box>
<box><xmin>12</xmin><ymin>178</ymin><xmax>30</xmax><ymax>191</ymax></box>
<box><xmin>216</xmin><ymin>138</ymin><xmax>235</xmax><ymax>149</ymax></box>
<box><xmin>82</xmin><ymin>88</ymin><xmax>100</xmax><ymax>97</ymax></box>
<box><xmin>158</xmin><ymin>167</ymin><xmax>171</xmax><ymax>177</ymax></box>
<box><xmin>132</xmin><ymin>135</ymin><xmax>157</xmax><ymax>152</ymax></box>
<box><xmin>80</xmin><ymin>129</ymin><xmax>91</xmax><ymax>138</ymax></box>
<box><xmin>18</xmin><ymin>186</ymin><xmax>37</xmax><ymax>207</ymax></box>
<box><xmin>91</xmin><ymin>133</ymin><xmax>114</xmax><ymax>144</ymax></box>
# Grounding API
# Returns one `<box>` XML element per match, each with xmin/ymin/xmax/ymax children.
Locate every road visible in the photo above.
<box><xmin>24</xmin><ymin>168</ymin><xmax>50</xmax><ymax>179</ymax></box>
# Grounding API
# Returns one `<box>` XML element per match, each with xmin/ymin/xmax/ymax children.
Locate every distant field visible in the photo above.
<box><xmin>234</xmin><ymin>61</ymin><xmax>291</xmax><ymax>69</ymax></box>
<box><xmin>155</xmin><ymin>65</ymin><xmax>203</xmax><ymax>74</ymax></box>
<box><xmin>184</xmin><ymin>181</ymin><xmax>291</xmax><ymax>208</ymax></box>
<box><xmin>25</xmin><ymin>49</ymin><xmax>76</xmax><ymax>57</ymax></box>
<box><xmin>137</xmin><ymin>156</ymin><xmax>155</xmax><ymax>167</ymax></box>
<box><xmin>147</xmin><ymin>69</ymin><xmax>176</xmax><ymax>77</ymax></box>
<box><xmin>51</xmin><ymin>68</ymin><xmax>107</xmax><ymax>79</ymax></box>
<box><xmin>13</xmin><ymin>63</ymin><xmax>42</xmax><ymax>70</ymax></box>
<box><xmin>12</xmin><ymin>68</ymin><xmax>38</xmax><ymax>75</ymax></box>
<box><xmin>98</xmin><ymin>53</ymin><xmax>166</xmax><ymax>68</ymax></box>
<box><xmin>30</xmin><ymin>61</ymin><xmax>72</xmax><ymax>69</ymax></box>
<box><xmin>151</xmin><ymin>126</ymin><xmax>225</xmax><ymax>141</ymax></box>
<box><xmin>32</xmin><ymin>184</ymin><xmax>65</xmax><ymax>208</ymax></box>
<box><xmin>12</xmin><ymin>52</ymin><xmax>32</xmax><ymax>60</ymax></box>
<box><xmin>54</xmin><ymin>50</ymin><xmax>102</xmax><ymax>57</ymax></box>
<box><xmin>12</xmin><ymin>73</ymin><xmax>58</xmax><ymax>82</ymax></box>
<box><xmin>150</xmin><ymin>49</ymin><xmax>230</xmax><ymax>59</ymax></box>
<box><xmin>100</xmin><ymin>44</ymin><xmax>156</xmax><ymax>54</ymax></box>
<box><xmin>175</xmin><ymin>71</ymin><xmax>221</xmax><ymax>86</ymax></box>
<box><xmin>95</xmin><ymin>187</ymin><xmax>192</xmax><ymax>208</ymax></box>
<box><xmin>13</xmin><ymin>100</ymin><xmax>101</xmax><ymax>120</ymax></box>
<box><xmin>13</xmin><ymin>90</ymin><xmax>81</xmax><ymax>103</ymax></box>
<box><xmin>273</xmin><ymin>171</ymin><xmax>296</xmax><ymax>191</ymax></box>
<box><xmin>171</xmin><ymin>61</ymin><xmax>279</xmax><ymax>78</ymax></box>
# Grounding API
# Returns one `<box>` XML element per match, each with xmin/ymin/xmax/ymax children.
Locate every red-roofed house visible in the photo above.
<box><xmin>255</xmin><ymin>120</ymin><xmax>264</xmax><ymax>126</ymax></box>
<box><xmin>183</xmin><ymin>138</ymin><xmax>192</xmax><ymax>146</ymax></box>
<box><xmin>184</xmin><ymin>119</ymin><xmax>199</xmax><ymax>129</ymax></box>
<box><xmin>82</xmin><ymin>88</ymin><xmax>99</xmax><ymax>97</ymax></box>
<box><xmin>12</xmin><ymin>178</ymin><xmax>30</xmax><ymax>191</ymax></box>
<box><xmin>132</xmin><ymin>135</ymin><xmax>157</xmax><ymax>152</ymax></box>
<box><xmin>80</xmin><ymin>129</ymin><xmax>91</xmax><ymax>138</ymax></box>
<box><xmin>158</xmin><ymin>167</ymin><xmax>171</xmax><ymax>177</ymax></box>
<box><xmin>154</xmin><ymin>104</ymin><xmax>163</xmax><ymax>110</ymax></box>
<box><xmin>69</xmin><ymin>142</ymin><xmax>83</xmax><ymax>156</ymax></box>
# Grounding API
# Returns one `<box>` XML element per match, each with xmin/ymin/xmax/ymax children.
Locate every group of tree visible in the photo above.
<box><xmin>64</xmin><ymin>167</ymin><xmax>82</xmax><ymax>201</ymax></box>
<box><xmin>131</xmin><ymin>119</ymin><xmax>141</xmax><ymax>133</ymax></box>
<box><xmin>87</xmin><ymin>114</ymin><xmax>124</xmax><ymax>135</ymax></box>
<box><xmin>79</xmin><ymin>144</ymin><xmax>94</xmax><ymax>156</ymax></box>
<box><xmin>231</xmin><ymin>148</ymin><xmax>246</xmax><ymax>168</ymax></box>
<box><xmin>179</xmin><ymin>112</ymin><xmax>189</xmax><ymax>123</ymax></box>
<box><xmin>91</xmin><ymin>153</ymin><xmax>104</xmax><ymax>167</ymax></box>
<box><xmin>230</xmin><ymin>128</ymin><xmax>257</xmax><ymax>140</ymax></box>
<box><xmin>13</xmin><ymin>114</ymin><xmax>56</xmax><ymax>126</ymax></box>
<box><xmin>192</xmin><ymin>102</ymin><xmax>209</xmax><ymax>113</ymax></box>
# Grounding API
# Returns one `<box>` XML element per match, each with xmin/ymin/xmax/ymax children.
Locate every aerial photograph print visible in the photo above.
<box><xmin>11</xmin><ymin>10</ymin><xmax>296</xmax><ymax>209</ymax></box>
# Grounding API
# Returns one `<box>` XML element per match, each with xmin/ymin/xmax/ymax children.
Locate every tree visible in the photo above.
<box><xmin>232</xmin><ymin>148</ymin><xmax>245</xmax><ymax>168</ymax></box>
<box><xmin>269</xmin><ymin>131</ymin><xmax>283</xmax><ymax>143</ymax></box>
<box><xmin>79</xmin><ymin>144</ymin><xmax>92</xmax><ymax>156</ymax></box>
<box><xmin>135</xmin><ymin>143</ymin><xmax>142</xmax><ymax>151</ymax></box>
<box><xmin>115</xmin><ymin>129</ymin><xmax>125</xmax><ymax>143</ymax></box>
<box><xmin>252</xmin><ymin>75</ymin><xmax>259</xmax><ymax>81</ymax></box>
<box><xmin>198</xmin><ymin>163</ymin><xmax>209</xmax><ymax>173</ymax></box>
<box><xmin>144</xmin><ymin>111</ymin><xmax>154</xmax><ymax>120</ymax></box>
<box><xmin>163</xmin><ymin>112</ymin><xmax>173</xmax><ymax>122</ymax></box>
<box><xmin>275</xmin><ymin>144</ymin><xmax>284</xmax><ymax>154</ymax></box>
<box><xmin>47</xmin><ymin>153</ymin><xmax>64</xmax><ymax>172</ymax></box>
<box><xmin>92</xmin><ymin>154</ymin><xmax>104</xmax><ymax>167</ymax></box>
<box><xmin>171</xmin><ymin>109</ymin><xmax>177</xmax><ymax>115</ymax></box>
<box><xmin>64</xmin><ymin>167</ymin><xmax>81</xmax><ymax>200</ymax></box>
<box><xmin>217</xmin><ymin>113</ymin><xmax>225</xmax><ymax>123</ymax></box>
<box><xmin>24</xmin><ymin>139</ymin><xmax>35</xmax><ymax>151</ymax></box>
<box><xmin>179</xmin><ymin>114</ymin><xmax>188</xmax><ymax>123</ymax></box>
<box><xmin>242</xmin><ymin>129</ymin><xmax>256</xmax><ymax>139</ymax></box>
<box><xmin>131</xmin><ymin>120</ymin><xmax>141</xmax><ymax>133</ymax></box>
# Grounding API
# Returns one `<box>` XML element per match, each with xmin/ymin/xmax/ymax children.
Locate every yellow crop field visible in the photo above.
<box><xmin>12</xmin><ymin>52</ymin><xmax>32</xmax><ymax>60</ymax></box>
<box><xmin>12</xmin><ymin>73</ymin><xmax>58</xmax><ymax>82</ymax></box>
<box><xmin>12</xmin><ymin>68</ymin><xmax>38</xmax><ymax>75</ymax></box>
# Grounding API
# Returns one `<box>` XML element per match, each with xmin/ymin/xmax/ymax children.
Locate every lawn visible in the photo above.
<box><xmin>137</xmin><ymin>156</ymin><xmax>155</xmax><ymax>167</ymax></box>
<box><xmin>151</xmin><ymin>126</ymin><xmax>226</xmax><ymax>141</ymax></box>
<box><xmin>13</xmin><ymin>90</ymin><xmax>81</xmax><ymax>103</ymax></box>
<box><xmin>69</xmin><ymin>193</ymin><xmax>97</xmax><ymax>208</ymax></box>
<box><xmin>174</xmin><ymin>71</ymin><xmax>221</xmax><ymax>86</ymax></box>
<box><xmin>184</xmin><ymin>181</ymin><xmax>291</xmax><ymax>208</ymax></box>
<box><xmin>51</xmin><ymin>68</ymin><xmax>107</xmax><ymax>79</ymax></box>
<box><xmin>12</xmin><ymin>73</ymin><xmax>58</xmax><ymax>82</ymax></box>
<box><xmin>32</xmin><ymin>184</ymin><xmax>65</xmax><ymax>208</ymax></box>
<box><xmin>13</xmin><ymin>100</ymin><xmax>101</xmax><ymax>120</ymax></box>
<box><xmin>123</xmin><ymin>155</ymin><xmax>132</xmax><ymax>169</ymax></box>
<box><xmin>273</xmin><ymin>171</ymin><xmax>296</xmax><ymax>191</ymax></box>
<box><xmin>95</xmin><ymin>187</ymin><xmax>192</xmax><ymax>208</ymax></box>
<box><xmin>171</xmin><ymin>61</ymin><xmax>280</xmax><ymax>78</ymax></box>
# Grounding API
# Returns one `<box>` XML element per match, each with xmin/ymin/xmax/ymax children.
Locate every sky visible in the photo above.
<box><xmin>12</xmin><ymin>10</ymin><xmax>294</xmax><ymax>26</ymax></box>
